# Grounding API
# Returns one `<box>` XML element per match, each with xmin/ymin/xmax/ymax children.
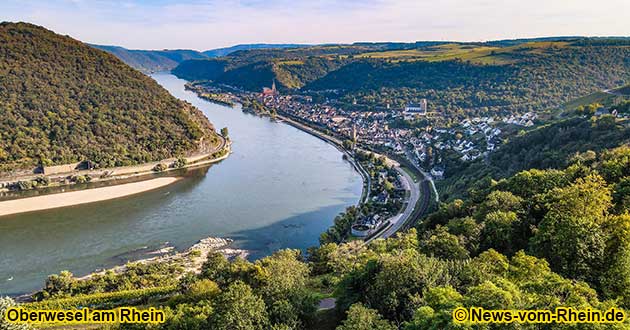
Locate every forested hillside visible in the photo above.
<box><xmin>203</xmin><ymin>43</ymin><xmax>309</xmax><ymax>57</ymax></box>
<box><xmin>0</xmin><ymin>22</ymin><xmax>217</xmax><ymax>171</ymax></box>
<box><xmin>309</xmin><ymin>42</ymin><xmax>630</xmax><ymax>117</ymax></box>
<box><xmin>91</xmin><ymin>44</ymin><xmax>208</xmax><ymax>73</ymax></box>
<box><xmin>173</xmin><ymin>39</ymin><xmax>630</xmax><ymax>118</ymax></box>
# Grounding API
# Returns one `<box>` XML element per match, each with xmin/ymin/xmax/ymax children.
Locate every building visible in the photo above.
<box><xmin>430</xmin><ymin>166</ymin><xmax>445</xmax><ymax>179</ymax></box>
<box><xmin>351</xmin><ymin>214</ymin><xmax>383</xmax><ymax>237</ymax></box>
<box><xmin>261</xmin><ymin>80</ymin><xmax>278</xmax><ymax>98</ymax></box>
<box><xmin>404</xmin><ymin>99</ymin><xmax>428</xmax><ymax>119</ymax></box>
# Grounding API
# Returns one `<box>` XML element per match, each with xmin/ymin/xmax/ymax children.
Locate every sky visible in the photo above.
<box><xmin>1</xmin><ymin>0</ymin><xmax>629</xmax><ymax>50</ymax></box>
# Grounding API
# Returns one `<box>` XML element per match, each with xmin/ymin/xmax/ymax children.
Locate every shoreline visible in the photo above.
<box><xmin>14</xmin><ymin>236</ymin><xmax>248</xmax><ymax>301</ymax></box>
<box><xmin>0</xmin><ymin>142</ymin><xmax>231</xmax><ymax>215</ymax></box>
<box><xmin>275</xmin><ymin>113</ymin><xmax>371</xmax><ymax>204</ymax></box>
<box><xmin>0</xmin><ymin>177</ymin><xmax>181</xmax><ymax>217</ymax></box>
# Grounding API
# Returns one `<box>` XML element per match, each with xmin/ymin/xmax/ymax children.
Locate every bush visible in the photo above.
<box><xmin>26</xmin><ymin>286</ymin><xmax>177</xmax><ymax>310</ymax></box>
<box><xmin>172</xmin><ymin>157</ymin><xmax>187</xmax><ymax>169</ymax></box>
<box><xmin>0</xmin><ymin>297</ymin><xmax>30</xmax><ymax>330</ymax></box>
<box><xmin>153</xmin><ymin>163</ymin><xmax>168</xmax><ymax>172</ymax></box>
<box><xmin>70</xmin><ymin>175</ymin><xmax>92</xmax><ymax>184</ymax></box>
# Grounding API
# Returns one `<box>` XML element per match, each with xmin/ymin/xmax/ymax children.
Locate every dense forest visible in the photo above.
<box><xmin>0</xmin><ymin>22</ymin><xmax>218</xmax><ymax>171</ymax></box>
<box><xmin>8</xmin><ymin>146</ymin><xmax>630</xmax><ymax>329</ymax></box>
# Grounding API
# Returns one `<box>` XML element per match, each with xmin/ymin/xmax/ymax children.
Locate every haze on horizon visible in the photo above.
<box><xmin>1</xmin><ymin>0</ymin><xmax>629</xmax><ymax>50</ymax></box>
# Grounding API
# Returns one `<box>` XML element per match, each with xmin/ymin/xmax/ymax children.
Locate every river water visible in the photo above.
<box><xmin>0</xmin><ymin>73</ymin><xmax>362</xmax><ymax>295</ymax></box>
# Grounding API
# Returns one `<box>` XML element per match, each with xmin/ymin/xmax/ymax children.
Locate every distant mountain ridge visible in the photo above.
<box><xmin>203</xmin><ymin>43</ymin><xmax>309</xmax><ymax>57</ymax></box>
<box><xmin>90</xmin><ymin>45</ymin><xmax>208</xmax><ymax>73</ymax></box>
<box><xmin>92</xmin><ymin>43</ymin><xmax>311</xmax><ymax>72</ymax></box>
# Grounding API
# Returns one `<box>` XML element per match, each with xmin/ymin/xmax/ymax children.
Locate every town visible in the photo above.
<box><xmin>253</xmin><ymin>81</ymin><xmax>539</xmax><ymax>178</ymax></box>
<box><xmin>186</xmin><ymin>80</ymin><xmax>546</xmax><ymax>240</ymax></box>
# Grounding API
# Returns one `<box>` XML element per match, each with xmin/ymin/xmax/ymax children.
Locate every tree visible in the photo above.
<box><xmin>531</xmin><ymin>174</ymin><xmax>611</xmax><ymax>282</ymax></box>
<box><xmin>40</xmin><ymin>270</ymin><xmax>76</xmax><ymax>298</ymax></box>
<box><xmin>403</xmin><ymin>286</ymin><xmax>463</xmax><ymax>330</ymax></box>
<box><xmin>478</xmin><ymin>190</ymin><xmax>523</xmax><ymax>216</ymax></box>
<box><xmin>337</xmin><ymin>303</ymin><xmax>396</xmax><ymax>330</ymax></box>
<box><xmin>186</xmin><ymin>279</ymin><xmax>220</xmax><ymax>302</ymax></box>
<box><xmin>201</xmin><ymin>252</ymin><xmax>231</xmax><ymax>285</ymax></box>
<box><xmin>480</xmin><ymin>211</ymin><xmax>518</xmax><ymax>255</ymax></box>
<box><xmin>420</xmin><ymin>226</ymin><xmax>469</xmax><ymax>260</ymax></box>
<box><xmin>465</xmin><ymin>281</ymin><xmax>519</xmax><ymax>310</ymax></box>
<box><xmin>210</xmin><ymin>281</ymin><xmax>269</xmax><ymax>330</ymax></box>
<box><xmin>602</xmin><ymin>214</ymin><xmax>630</xmax><ymax>308</ymax></box>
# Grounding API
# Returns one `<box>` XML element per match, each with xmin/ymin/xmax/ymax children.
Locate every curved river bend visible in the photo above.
<box><xmin>0</xmin><ymin>73</ymin><xmax>363</xmax><ymax>295</ymax></box>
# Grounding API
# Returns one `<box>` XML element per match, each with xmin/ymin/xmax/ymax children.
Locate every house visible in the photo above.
<box><xmin>430</xmin><ymin>166</ymin><xmax>445</xmax><ymax>179</ymax></box>
<box><xmin>374</xmin><ymin>191</ymin><xmax>389</xmax><ymax>204</ymax></box>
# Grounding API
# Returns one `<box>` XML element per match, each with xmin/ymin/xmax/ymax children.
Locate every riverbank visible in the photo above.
<box><xmin>78</xmin><ymin>236</ymin><xmax>248</xmax><ymax>282</ymax></box>
<box><xmin>0</xmin><ymin>138</ymin><xmax>231</xmax><ymax>205</ymax></box>
<box><xmin>0</xmin><ymin>135</ymin><xmax>228</xmax><ymax>197</ymax></box>
<box><xmin>275</xmin><ymin>113</ymin><xmax>371</xmax><ymax>203</ymax></box>
<box><xmin>0</xmin><ymin>177</ymin><xmax>181</xmax><ymax>217</ymax></box>
<box><xmin>15</xmin><ymin>236</ymin><xmax>248</xmax><ymax>301</ymax></box>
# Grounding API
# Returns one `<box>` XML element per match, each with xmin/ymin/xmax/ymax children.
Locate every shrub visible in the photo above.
<box><xmin>153</xmin><ymin>163</ymin><xmax>168</xmax><ymax>172</ymax></box>
<box><xmin>173</xmin><ymin>157</ymin><xmax>187</xmax><ymax>169</ymax></box>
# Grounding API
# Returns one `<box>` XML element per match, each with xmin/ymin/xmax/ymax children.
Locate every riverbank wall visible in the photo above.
<box><xmin>0</xmin><ymin>139</ymin><xmax>231</xmax><ymax>201</ymax></box>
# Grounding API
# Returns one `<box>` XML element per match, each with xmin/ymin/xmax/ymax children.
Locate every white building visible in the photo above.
<box><xmin>404</xmin><ymin>99</ymin><xmax>428</xmax><ymax>119</ymax></box>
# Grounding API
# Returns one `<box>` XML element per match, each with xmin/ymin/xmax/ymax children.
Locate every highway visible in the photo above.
<box><xmin>365</xmin><ymin>165</ymin><xmax>432</xmax><ymax>242</ymax></box>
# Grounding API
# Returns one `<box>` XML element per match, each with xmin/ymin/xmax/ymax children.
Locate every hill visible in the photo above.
<box><xmin>437</xmin><ymin>115</ymin><xmax>630</xmax><ymax>200</ymax></box>
<box><xmin>203</xmin><ymin>43</ymin><xmax>309</xmax><ymax>57</ymax></box>
<box><xmin>559</xmin><ymin>84</ymin><xmax>630</xmax><ymax>114</ymax></box>
<box><xmin>91</xmin><ymin>44</ymin><xmax>208</xmax><ymax>73</ymax></box>
<box><xmin>0</xmin><ymin>22</ymin><xmax>218</xmax><ymax>171</ymax></box>
<box><xmin>173</xmin><ymin>38</ymin><xmax>630</xmax><ymax>118</ymax></box>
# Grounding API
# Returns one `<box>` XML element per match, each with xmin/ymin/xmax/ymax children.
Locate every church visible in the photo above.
<box><xmin>261</xmin><ymin>80</ymin><xmax>278</xmax><ymax>98</ymax></box>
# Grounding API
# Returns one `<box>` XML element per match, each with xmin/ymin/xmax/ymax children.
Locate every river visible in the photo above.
<box><xmin>0</xmin><ymin>73</ymin><xmax>363</xmax><ymax>295</ymax></box>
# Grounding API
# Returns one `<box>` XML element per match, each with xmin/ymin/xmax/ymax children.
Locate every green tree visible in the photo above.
<box><xmin>531</xmin><ymin>174</ymin><xmax>611</xmax><ymax>282</ymax></box>
<box><xmin>210</xmin><ymin>281</ymin><xmax>269</xmax><ymax>330</ymax></box>
<box><xmin>420</xmin><ymin>226</ymin><xmax>469</xmax><ymax>260</ymax></box>
<box><xmin>602</xmin><ymin>214</ymin><xmax>630</xmax><ymax>308</ymax></box>
<box><xmin>480</xmin><ymin>211</ymin><xmax>518</xmax><ymax>255</ymax></box>
<box><xmin>337</xmin><ymin>303</ymin><xmax>396</xmax><ymax>330</ymax></box>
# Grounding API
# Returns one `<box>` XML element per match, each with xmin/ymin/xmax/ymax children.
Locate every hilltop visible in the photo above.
<box><xmin>203</xmin><ymin>43</ymin><xmax>309</xmax><ymax>57</ymax></box>
<box><xmin>0</xmin><ymin>22</ymin><xmax>219</xmax><ymax>171</ymax></box>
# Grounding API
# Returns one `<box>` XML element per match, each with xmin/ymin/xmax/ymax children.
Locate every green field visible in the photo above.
<box><xmin>355</xmin><ymin>41</ymin><xmax>571</xmax><ymax>65</ymax></box>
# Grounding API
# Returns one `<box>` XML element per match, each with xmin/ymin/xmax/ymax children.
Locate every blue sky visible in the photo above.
<box><xmin>1</xmin><ymin>0</ymin><xmax>629</xmax><ymax>50</ymax></box>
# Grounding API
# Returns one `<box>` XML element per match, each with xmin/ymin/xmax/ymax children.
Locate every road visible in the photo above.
<box><xmin>402</xmin><ymin>144</ymin><xmax>439</xmax><ymax>203</ymax></box>
<box><xmin>378</xmin><ymin>167</ymin><xmax>421</xmax><ymax>238</ymax></box>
